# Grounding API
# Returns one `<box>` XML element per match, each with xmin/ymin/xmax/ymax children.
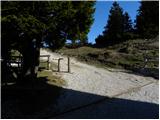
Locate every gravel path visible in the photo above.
<box><xmin>40</xmin><ymin>49</ymin><xmax>159</xmax><ymax>118</ymax></box>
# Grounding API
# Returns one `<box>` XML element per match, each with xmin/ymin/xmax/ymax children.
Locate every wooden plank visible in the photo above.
<box><xmin>40</xmin><ymin>61</ymin><xmax>49</xmax><ymax>63</ymax></box>
<box><xmin>9</xmin><ymin>55</ymin><xmax>51</xmax><ymax>70</ymax></box>
<box><xmin>40</xmin><ymin>55</ymin><xmax>50</xmax><ymax>70</ymax></box>
<box><xmin>58</xmin><ymin>58</ymin><xmax>63</xmax><ymax>72</ymax></box>
<box><xmin>68</xmin><ymin>57</ymin><xmax>71</xmax><ymax>73</ymax></box>
<box><xmin>40</xmin><ymin>55</ymin><xmax>50</xmax><ymax>57</ymax></box>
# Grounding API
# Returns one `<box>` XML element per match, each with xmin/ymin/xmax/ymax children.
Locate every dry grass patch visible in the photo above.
<box><xmin>37</xmin><ymin>70</ymin><xmax>66</xmax><ymax>87</ymax></box>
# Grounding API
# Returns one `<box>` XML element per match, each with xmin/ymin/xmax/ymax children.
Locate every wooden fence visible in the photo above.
<box><xmin>8</xmin><ymin>55</ymin><xmax>50</xmax><ymax>70</ymax></box>
<box><xmin>7</xmin><ymin>55</ymin><xmax>71</xmax><ymax>72</ymax></box>
<box><xmin>40</xmin><ymin>55</ymin><xmax>50</xmax><ymax>70</ymax></box>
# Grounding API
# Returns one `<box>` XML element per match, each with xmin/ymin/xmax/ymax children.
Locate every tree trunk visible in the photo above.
<box><xmin>20</xmin><ymin>39</ymin><xmax>40</xmax><ymax>85</ymax></box>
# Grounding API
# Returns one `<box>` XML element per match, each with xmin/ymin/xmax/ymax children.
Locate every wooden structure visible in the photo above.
<box><xmin>8</xmin><ymin>55</ymin><xmax>71</xmax><ymax>72</ymax></box>
<box><xmin>68</xmin><ymin>57</ymin><xmax>71</xmax><ymax>73</ymax></box>
<box><xmin>8</xmin><ymin>55</ymin><xmax>51</xmax><ymax>70</ymax></box>
<box><xmin>9</xmin><ymin>56</ymin><xmax>23</xmax><ymax>71</ymax></box>
<box><xmin>53</xmin><ymin>57</ymin><xmax>71</xmax><ymax>73</ymax></box>
<box><xmin>40</xmin><ymin>55</ymin><xmax>50</xmax><ymax>70</ymax></box>
<box><xmin>58</xmin><ymin>58</ymin><xmax>63</xmax><ymax>72</ymax></box>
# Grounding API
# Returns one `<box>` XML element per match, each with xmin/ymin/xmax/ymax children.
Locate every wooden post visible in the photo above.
<box><xmin>21</xmin><ymin>56</ymin><xmax>23</xmax><ymax>70</ymax></box>
<box><xmin>47</xmin><ymin>55</ymin><xmax>50</xmax><ymax>70</ymax></box>
<box><xmin>58</xmin><ymin>58</ymin><xmax>63</xmax><ymax>72</ymax></box>
<box><xmin>18</xmin><ymin>61</ymin><xmax>20</xmax><ymax>69</ymax></box>
<box><xmin>68</xmin><ymin>57</ymin><xmax>70</xmax><ymax>73</ymax></box>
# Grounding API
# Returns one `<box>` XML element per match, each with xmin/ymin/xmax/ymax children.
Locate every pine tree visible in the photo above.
<box><xmin>67</xmin><ymin>1</ymin><xmax>95</xmax><ymax>45</ymax></box>
<box><xmin>123</xmin><ymin>12</ymin><xmax>134</xmax><ymax>40</ymax></box>
<box><xmin>105</xmin><ymin>2</ymin><xmax>124</xmax><ymax>43</ymax></box>
<box><xmin>95</xmin><ymin>35</ymin><xmax>105</xmax><ymax>47</ymax></box>
<box><xmin>123</xmin><ymin>12</ymin><xmax>133</xmax><ymax>32</ymax></box>
<box><xmin>136</xmin><ymin>1</ymin><xmax>159</xmax><ymax>38</ymax></box>
<box><xmin>96</xmin><ymin>2</ymin><xmax>124</xmax><ymax>46</ymax></box>
<box><xmin>2</xmin><ymin>1</ymin><xmax>95</xmax><ymax>83</ymax></box>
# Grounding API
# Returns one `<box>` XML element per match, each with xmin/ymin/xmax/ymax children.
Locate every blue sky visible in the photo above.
<box><xmin>88</xmin><ymin>1</ymin><xmax>141</xmax><ymax>44</ymax></box>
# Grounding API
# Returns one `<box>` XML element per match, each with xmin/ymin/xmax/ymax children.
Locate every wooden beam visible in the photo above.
<box><xmin>68</xmin><ymin>57</ymin><xmax>71</xmax><ymax>73</ymax></box>
<box><xmin>58</xmin><ymin>58</ymin><xmax>63</xmax><ymax>72</ymax></box>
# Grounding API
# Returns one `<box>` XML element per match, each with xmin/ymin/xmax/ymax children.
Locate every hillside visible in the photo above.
<box><xmin>57</xmin><ymin>37</ymin><xmax>159</xmax><ymax>79</ymax></box>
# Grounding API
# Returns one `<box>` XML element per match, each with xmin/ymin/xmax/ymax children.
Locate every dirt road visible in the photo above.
<box><xmin>40</xmin><ymin>49</ymin><xmax>159</xmax><ymax>118</ymax></box>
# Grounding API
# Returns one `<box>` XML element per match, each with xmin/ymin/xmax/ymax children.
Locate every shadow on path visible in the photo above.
<box><xmin>2</xmin><ymin>76</ymin><xmax>159</xmax><ymax>119</ymax></box>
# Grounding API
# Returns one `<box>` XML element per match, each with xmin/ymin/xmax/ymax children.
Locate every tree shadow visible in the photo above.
<box><xmin>2</xmin><ymin>76</ymin><xmax>62</xmax><ymax>119</ymax></box>
<box><xmin>53</xmin><ymin>92</ymin><xmax>159</xmax><ymax>119</ymax></box>
<box><xmin>1</xmin><ymin>60</ymin><xmax>159</xmax><ymax>119</ymax></box>
<box><xmin>124</xmin><ymin>67</ymin><xmax>159</xmax><ymax>80</ymax></box>
<box><xmin>38</xmin><ymin>67</ymin><xmax>46</xmax><ymax>71</ymax></box>
<box><xmin>2</xmin><ymin>78</ymin><xmax>159</xmax><ymax>119</ymax></box>
<box><xmin>106</xmin><ymin>67</ymin><xmax>159</xmax><ymax>80</ymax></box>
<box><xmin>51</xmin><ymin>69</ymin><xmax>70</xmax><ymax>73</ymax></box>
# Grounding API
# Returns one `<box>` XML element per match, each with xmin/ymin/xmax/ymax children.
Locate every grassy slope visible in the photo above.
<box><xmin>57</xmin><ymin>37</ymin><xmax>159</xmax><ymax>79</ymax></box>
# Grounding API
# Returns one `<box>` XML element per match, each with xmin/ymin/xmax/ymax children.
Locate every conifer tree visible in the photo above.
<box><xmin>2</xmin><ymin>1</ymin><xmax>95</xmax><ymax>83</ymax></box>
<box><xmin>123</xmin><ymin>12</ymin><xmax>134</xmax><ymax>40</ymax></box>
<box><xmin>96</xmin><ymin>2</ymin><xmax>125</xmax><ymax>46</ymax></box>
<box><xmin>103</xmin><ymin>1</ymin><xmax>124</xmax><ymax>44</ymax></box>
<box><xmin>136</xmin><ymin>1</ymin><xmax>159</xmax><ymax>38</ymax></box>
<box><xmin>123</xmin><ymin>12</ymin><xmax>133</xmax><ymax>33</ymax></box>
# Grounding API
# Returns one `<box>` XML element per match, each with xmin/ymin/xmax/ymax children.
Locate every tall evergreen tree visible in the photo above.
<box><xmin>67</xmin><ymin>2</ymin><xmax>95</xmax><ymax>45</ymax></box>
<box><xmin>123</xmin><ymin>12</ymin><xmax>133</xmax><ymax>32</ymax></box>
<box><xmin>136</xmin><ymin>1</ymin><xmax>159</xmax><ymax>38</ymax></box>
<box><xmin>123</xmin><ymin>12</ymin><xmax>134</xmax><ymax>40</ymax></box>
<box><xmin>2</xmin><ymin>1</ymin><xmax>95</xmax><ymax>83</ymax></box>
<box><xmin>95</xmin><ymin>34</ymin><xmax>105</xmax><ymax>47</ymax></box>
<box><xmin>103</xmin><ymin>1</ymin><xmax>124</xmax><ymax>44</ymax></box>
<box><xmin>96</xmin><ymin>2</ymin><xmax>124</xmax><ymax>46</ymax></box>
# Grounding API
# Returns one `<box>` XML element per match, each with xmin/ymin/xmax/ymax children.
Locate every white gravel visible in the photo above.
<box><xmin>40</xmin><ymin>49</ymin><xmax>159</xmax><ymax>117</ymax></box>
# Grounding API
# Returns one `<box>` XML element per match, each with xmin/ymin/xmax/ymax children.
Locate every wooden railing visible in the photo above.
<box><xmin>7</xmin><ymin>55</ymin><xmax>51</xmax><ymax>70</ymax></box>
<box><xmin>5</xmin><ymin>55</ymin><xmax>71</xmax><ymax>72</ymax></box>
<box><xmin>40</xmin><ymin>55</ymin><xmax>50</xmax><ymax>70</ymax></box>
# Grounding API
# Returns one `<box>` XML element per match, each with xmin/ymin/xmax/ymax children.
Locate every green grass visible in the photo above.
<box><xmin>58</xmin><ymin>46</ymin><xmax>105</xmax><ymax>57</ymax></box>
<box><xmin>57</xmin><ymin>38</ymin><xmax>159</xmax><ymax>78</ymax></box>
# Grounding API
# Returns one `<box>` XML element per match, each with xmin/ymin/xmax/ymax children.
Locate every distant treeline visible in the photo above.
<box><xmin>95</xmin><ymin>1</ymin><xmax>159</xmax><ymax>47</ymax></box>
